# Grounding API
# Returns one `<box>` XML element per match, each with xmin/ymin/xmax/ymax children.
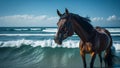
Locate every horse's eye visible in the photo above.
<box><xmin>62</xmin><ymin>27</ymin><xmax>67</xmax><ymax>32</ymax></box>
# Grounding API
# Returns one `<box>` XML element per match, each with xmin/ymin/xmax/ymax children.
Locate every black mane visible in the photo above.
<box><xmin>70</xmin><ymin>13</ymin><xmax>94</xmax><ymax>34</ymax></box>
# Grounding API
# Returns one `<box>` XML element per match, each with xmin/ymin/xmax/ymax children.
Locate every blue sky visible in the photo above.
<box><xmin>0</xmin><ymin>0</ymin><xmax>120</xmax><ymax>27</ymax></box>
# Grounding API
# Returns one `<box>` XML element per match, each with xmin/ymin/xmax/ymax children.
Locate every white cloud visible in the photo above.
<box><xmin>91</xmin><ymin>15</ymin><xmax>120</xmax><ymax>23</ymax></box>
<box><xmin>0</xmin><ymin>14</ymin><xmax>59</xmax><ymax>27</ymax></box>
<box><xmin>0</xmin><ymin>14</ymin><xmax>119</xmax><ymax>27</ymax></box>
<box><xmin>107</xmin><ymin>15</ymin><xmax>115</xmax><ymax>21</ymax></box>
<box><xmin>91</xmin><ymin>17</ymin><xmax>103</xmax><ymax>22</ymax></box>
<box><xmin>106</xmin><ymin>15</ymin><xmax>119</xmax><ymax>21</ymax></box>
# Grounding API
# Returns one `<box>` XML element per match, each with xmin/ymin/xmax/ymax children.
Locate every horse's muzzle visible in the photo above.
<box><xmin>54</xmin><ymin>36</ymin><xmax>62</xmax><ymax>45</ymax></box>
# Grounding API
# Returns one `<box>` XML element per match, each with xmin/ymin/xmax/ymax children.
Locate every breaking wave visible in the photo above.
<box><xmin>0</xmin><ymin>39</ymin><xmax>120</xmax><ymax>51</ymax></box>
<box><xmin>0</xmin><ymin>39</ymin><xmax>79</xmax><ymax>48</ymax></box>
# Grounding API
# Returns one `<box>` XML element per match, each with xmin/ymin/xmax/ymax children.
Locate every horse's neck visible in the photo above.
<box><xmin>72</xmin><ymin>19</ymin><xmax>90</xmax><ymax>42</ymax></box>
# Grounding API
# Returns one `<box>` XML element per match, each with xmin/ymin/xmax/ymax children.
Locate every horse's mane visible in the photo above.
<box><xmin>70</xmin><ymin>13</ymin><xmax>94</xmax><ymax>34</ymax></box>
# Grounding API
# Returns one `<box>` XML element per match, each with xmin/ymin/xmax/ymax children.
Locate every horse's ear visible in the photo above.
<box><xmin>65</xmin><ymin>8</ymin><xmax>69</xmax><ymax>15</ymax></box>
<box><xmin>57</xmin><ymin>9</ymin><xmax>62</xmax><ymax>17</ymax></box>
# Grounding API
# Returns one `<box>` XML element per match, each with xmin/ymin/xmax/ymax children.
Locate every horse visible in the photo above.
<box><xmin>54</xmin><ymin>8</ymin><xmax>113</xmax><ymax>68</ymax></box>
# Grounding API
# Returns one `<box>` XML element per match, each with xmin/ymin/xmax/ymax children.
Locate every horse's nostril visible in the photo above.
<box><xmin>54</xmin><ymin>36</ymin><xmax>62</xmax><ymax>45</ymax></box>
<box><xmin>64</xmin><ymin>34</ymin><xmax>67</xmax><ymax>38</ymax></box>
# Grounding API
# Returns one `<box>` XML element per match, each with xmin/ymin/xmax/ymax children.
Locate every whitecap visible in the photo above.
<box><xmin>42</xmin><ymin>28</ymin><xmax>57</xmax><ymax>32</ymax></box>
<box><xmin>106</xmin><ymin>28</ymin><xmax>120</xmax><ymax>33</ymax></box>
<box><xmin>0</xmin><ymin>39</ymin><xmax>120</xmax><ymax>51</ymax></box>
<box><xmin>0</xmin><ymin>34</ymin><xmax>55</xmax><ymax>36</ymax></box>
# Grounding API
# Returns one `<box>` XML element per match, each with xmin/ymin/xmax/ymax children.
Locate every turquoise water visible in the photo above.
<box><xmin>0</xmin><ymin>27</ymin><xmax>120</xmax><ymax>68</ymax></box>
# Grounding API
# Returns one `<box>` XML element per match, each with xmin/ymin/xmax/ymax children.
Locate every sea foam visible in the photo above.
<box><xmin>42</xmin><ymin>28</ymin><xmax>57</xmax><ymax>32</ymax></box>
<box><xmin>0</xmin><ymin>39</ymin><xmax>79</xmax><ymax>48</ymax></box>
<box><xmin>106</xmin><ymin>28</ymin><xmax>120</xmax><ymax>33</ymax></box>
<box><xmin>0</xmin><ymin>39</ymin><xmax>120</xmax><ymax>51</ymax></box>
<box><xmin>0</xmin><ymin>34</ymin><xmax>55</xmax><ymax>36</ymax></box>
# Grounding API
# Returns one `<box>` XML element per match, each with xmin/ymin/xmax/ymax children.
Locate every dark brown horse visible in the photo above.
<box><xmin>54</xmin><ymin>9</ymin><xmax>113</xmax><ymax>68</ymax></box>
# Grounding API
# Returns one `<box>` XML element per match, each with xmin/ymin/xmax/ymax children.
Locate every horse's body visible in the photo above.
<box><xmin>79</xmin><ymin>27</ymin><xmax>112</xmax><ymax>68</ymax></box>
<box><xmin>80</xmin><ymin>27</ymin><xmax>111</xmax><ymax>53</ymax></box>
<box><xmin>54</xmin><ymin>9</ymin><xmax>113</xmax><ymax>68</ymax></box>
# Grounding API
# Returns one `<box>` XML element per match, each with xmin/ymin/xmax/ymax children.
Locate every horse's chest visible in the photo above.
<box><xmin>80</xmin><ymin>42</ymin><xmax>93</xmax><ymax>53</ymax></box>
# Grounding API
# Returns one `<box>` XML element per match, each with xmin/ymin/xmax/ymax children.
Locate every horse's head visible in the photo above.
<box><xmin>54</xmin><ymin>8</ymin><xmax>74</xmax><ymax>45</ymax></box>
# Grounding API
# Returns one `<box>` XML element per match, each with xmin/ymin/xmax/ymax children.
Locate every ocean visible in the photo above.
<box><xmin>0</xmin><ymin>27</ymin><xmax>120</xmax><ymax>68</ymax></box>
